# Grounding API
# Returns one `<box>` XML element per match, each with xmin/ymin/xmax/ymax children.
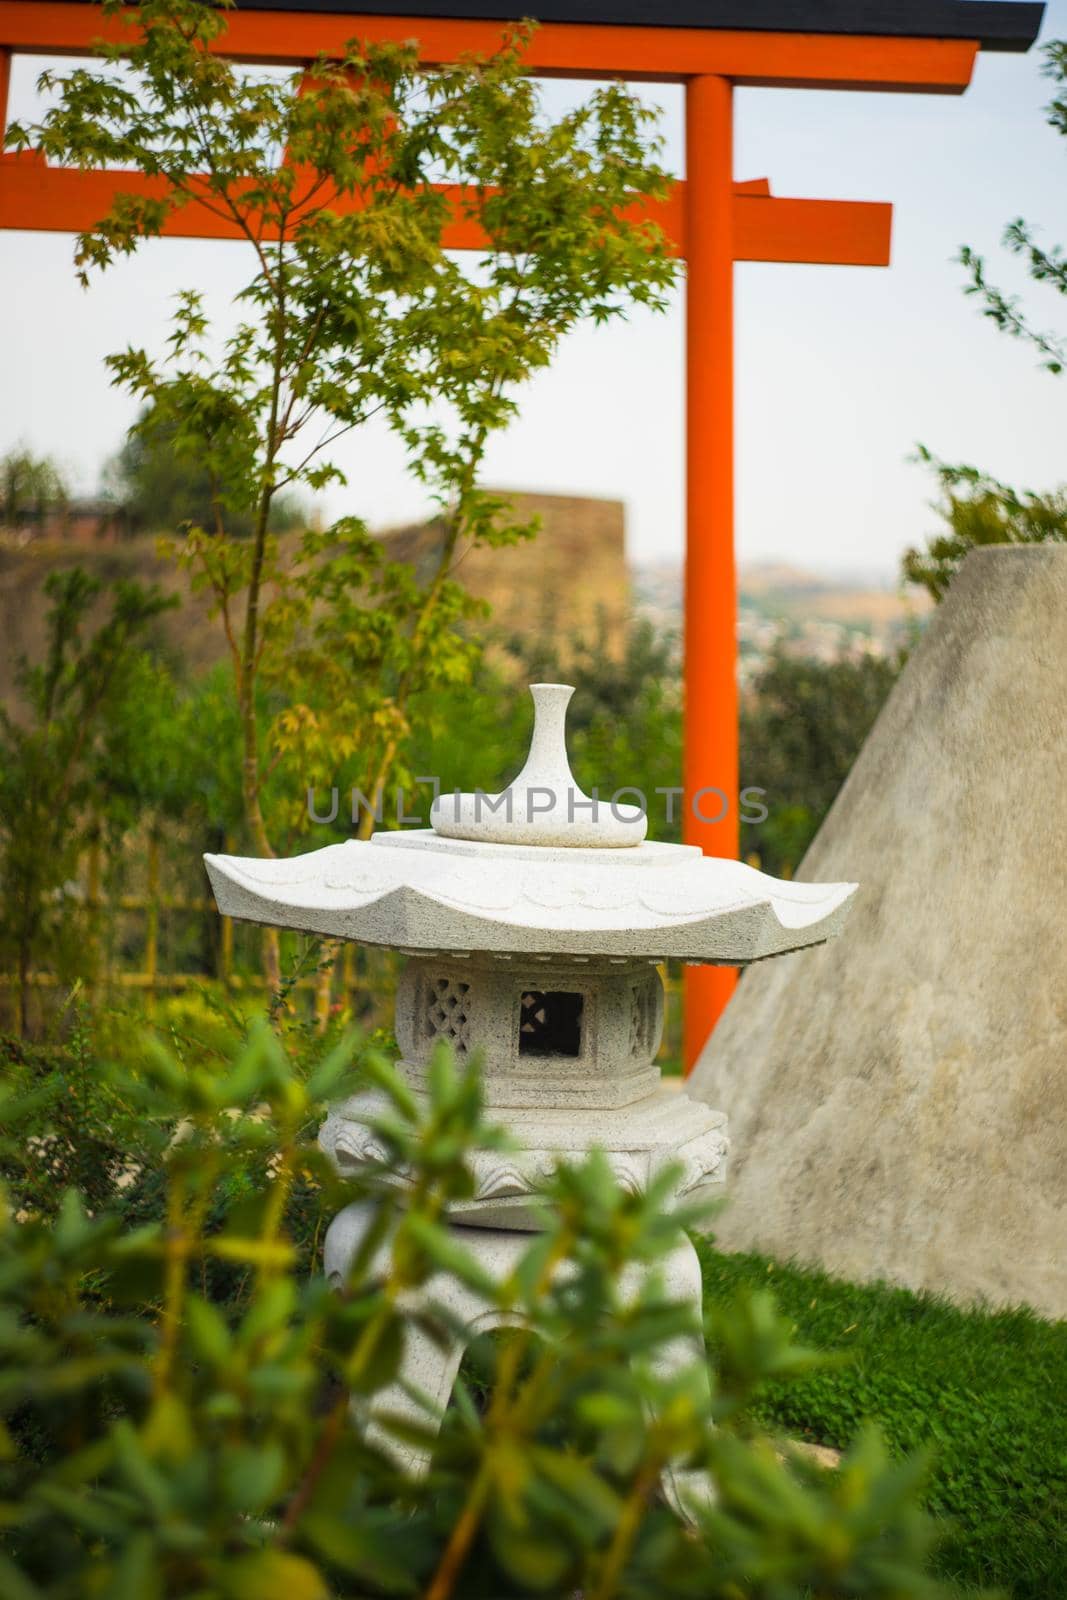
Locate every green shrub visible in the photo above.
<box><xmin>0</xmin><ymin>1025</ymin><xmax>946</xmax><ymax>1598</ymax></box>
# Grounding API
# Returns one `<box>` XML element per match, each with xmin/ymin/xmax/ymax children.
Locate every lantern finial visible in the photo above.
<box><xmin>430</xmin><ymin>682</ymin><xmax>648</xmax><ymax>848</ymax></box>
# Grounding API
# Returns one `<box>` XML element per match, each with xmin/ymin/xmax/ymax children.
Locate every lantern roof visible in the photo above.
<box><xmin>205</xmin><ymin>682</ymin><xmax>857</xmax><ymax>962</ymax></box>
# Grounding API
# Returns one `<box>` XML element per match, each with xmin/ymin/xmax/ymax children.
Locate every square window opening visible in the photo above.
<box><xmin>519</xmin><ymin>990</ymin><xmax>584</xmax><ymax>1058</ymax></box>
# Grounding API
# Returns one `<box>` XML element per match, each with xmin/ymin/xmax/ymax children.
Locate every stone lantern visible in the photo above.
<box><xmin>205</xmin><ymin>683</ymin><xmax>856</xmax><ymax>1496</ymax></box>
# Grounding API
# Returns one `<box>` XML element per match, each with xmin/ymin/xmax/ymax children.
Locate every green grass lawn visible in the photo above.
<box><xmin>697</xmin><ymin>1241</ymin><xmax>1067</xmax><ymax>1599</ymax></box>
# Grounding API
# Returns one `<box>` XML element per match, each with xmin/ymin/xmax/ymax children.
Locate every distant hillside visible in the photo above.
<box><xmin>634</xmin><ymin>559</ymin><xmax>930</xmax><ymax>675</ymax></box>
<box><xmin>0</xmin><ymin>491</ymin><xmax>629</xmax><ymax>712</ymax></box>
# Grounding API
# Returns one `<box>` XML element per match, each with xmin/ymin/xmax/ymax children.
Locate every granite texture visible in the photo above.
<box><xmin>203</xmin><ymin>834</ymin><xmax>856</xmax><ymax>963</ymax></box>
<box><xmin>324</xmin><ymin>1199</ymin><xmax>713</xmax><ymax>1519</ymax></box>
<box><xmin>690</xmin><ymin>548</ymin><xmax>1067</xmax><ymax>1318</ymax></box>
<box><xmin>200</xmin><ymin>669</ymin><xmax>860</xmax><ymax>1493</ymax></box>
<box><xmin>319</xmin><ymin>952</ymin><xmax>729</xmax><ymax>1230</ymax></box>
<box><xmin>204</xmin><ymin>681</ymin><xmax>856</xmax><ymax>962</ymax></box>
<box><xmin>431</xmin><ymin>682</ymin><xmax>647</xmax><ymax>847</ymax></box>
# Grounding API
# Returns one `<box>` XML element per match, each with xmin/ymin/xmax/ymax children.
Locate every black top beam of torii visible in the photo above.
<box><xmin>196</xmin><ymin>0</ymin><xmax>1044</xmax><ymax>53</ymax></box>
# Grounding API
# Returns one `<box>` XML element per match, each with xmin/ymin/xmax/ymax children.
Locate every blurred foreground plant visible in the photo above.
<box><xmin>1</xmin><ymin>1025</ymin><xmax>944</xmax><ymax>1598</ymax></box>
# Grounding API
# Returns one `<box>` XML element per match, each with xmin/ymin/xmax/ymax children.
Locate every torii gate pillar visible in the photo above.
<box><xmin>685</xmin><ymin>73</ymin><xmax>738</xmax><ymax>1060</ymax></box>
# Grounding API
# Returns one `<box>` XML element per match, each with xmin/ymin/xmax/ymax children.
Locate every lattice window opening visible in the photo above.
<box><xmin>425</xmin><ymin>975</ymin><xmax>472</xmax><ymax>1056</ymax></box>
<box><xmin>519</xmin><ymin>990</ymin><xmax>584</xmax><ymax>1059</ymax></box>
<box><xmin>628</xmin><ymin>985</ymin><xmax>643</xmax><ymax>1057</ymax></box>
<box><xmin>629</xmin><ymin>982</ymin><xmax>655</xmax><ymax>1059</ymax></box>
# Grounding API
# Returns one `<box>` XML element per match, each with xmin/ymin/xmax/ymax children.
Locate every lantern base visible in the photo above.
<box><xmin>320</xmin><ymin>1082</ymin><xmax>729</xmax><ymax>1230</ymax></box>
<box><xmin>323</xmin><ymin>1200</ymin><xmax>714</xmax><ymax>1522</ymax></box>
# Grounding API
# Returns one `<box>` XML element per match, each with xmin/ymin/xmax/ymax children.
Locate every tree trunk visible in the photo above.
<box><xmin>239</xmin><ymin>673</ymin><xmax>281</xmax><ymax>994</ymax></box>
<box><xmin>313</xmin><ymin>938</ymin><xmax>342</xmax><ymax>1032</ymax></box>
<box><xmin>17</xmin><ymin>938</ymin><xmax>29</xmax><ymax>1040</ymax></box>
<box><xmin>262</xmin><ymin>926</ymin><xmax>282</xmax><ymax>995</ymax></box>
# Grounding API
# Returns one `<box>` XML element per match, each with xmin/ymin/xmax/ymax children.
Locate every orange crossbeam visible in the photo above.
<box><xmin>0</xmin><ymin>156</ymin><xmax>892</xmax><ymax>265</ymax></box>
<box><xmin>0</xmin><ymin>2</ymin><xmax>978</xmax><ymax>90</ymax></box>
<box><xmin>734</xmin><ymin>191</ymin><xmax>890</xmax><ymax>265</ymax></box>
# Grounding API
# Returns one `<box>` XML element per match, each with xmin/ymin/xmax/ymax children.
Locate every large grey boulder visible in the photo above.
<box><xmin>690</xmin><ymin>547</ymin><xmax>1067</xmax><ymax>1318</ymax></box>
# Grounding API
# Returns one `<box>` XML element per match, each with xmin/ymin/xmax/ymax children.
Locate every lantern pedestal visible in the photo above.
<box><xmin>324</xmin><ymin>1198</ymin><xmax>714</xmax><ymax>1519</ymax></box>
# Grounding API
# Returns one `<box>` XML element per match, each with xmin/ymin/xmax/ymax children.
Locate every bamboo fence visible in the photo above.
<box><xmin>1</xmin><ymin>836</ymin><xmax>686</xmax><ymax>1068</ymax></box>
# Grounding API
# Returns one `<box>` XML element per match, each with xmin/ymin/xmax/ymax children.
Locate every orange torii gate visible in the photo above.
<box><xmin>0</xmin><ymin>0</ymin><xmax>1044</xmax><ymax>1064</ymax></box>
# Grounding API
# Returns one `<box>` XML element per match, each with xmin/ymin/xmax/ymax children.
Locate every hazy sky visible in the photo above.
<box><xmin>3</xmin><ymin>2</ymin><xmax>1066</xmax><ymax>576</ymax></box>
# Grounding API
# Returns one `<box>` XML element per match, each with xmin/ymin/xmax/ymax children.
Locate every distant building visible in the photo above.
<box><xmin>379</xmin><ymin>491</ymin><xmax>630</xmax><ymax>658</ymax></box>
<box><xmin>1</xmin><ymin>498</ymin><xmax>127</xmax><ymax>545</ymax></box>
